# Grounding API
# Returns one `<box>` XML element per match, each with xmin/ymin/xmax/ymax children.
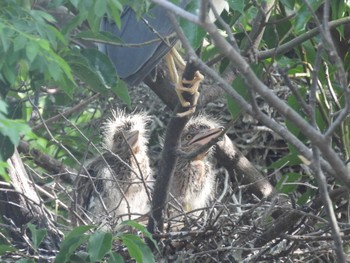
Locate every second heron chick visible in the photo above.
<box><xmin>73</xmin><ymin>110</ymin><xmax>153</xmax><ymax>229</ymax></box>
<box><xmin>169</xmin><ymin>115</ymin><xmax>223</xmax><ymax>215</ymax></box>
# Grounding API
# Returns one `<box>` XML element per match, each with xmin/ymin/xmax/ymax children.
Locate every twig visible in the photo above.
<box><xmin>32</xmin><ymin>93</ymin><xmax>100</xmax><ymax>131</ymax></box>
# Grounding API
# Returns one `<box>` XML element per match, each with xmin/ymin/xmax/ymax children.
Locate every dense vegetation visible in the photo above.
<box><xmin>1</xmin><ymin>0</ymin><xmax>350</xmax><ymax>262</ymax></box>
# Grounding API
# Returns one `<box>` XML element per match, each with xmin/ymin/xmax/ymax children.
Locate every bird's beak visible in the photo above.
<box><xmin>188</xmin><ymin>127</ymin><xmax>223</xmax><ymax>146</ymax></box>
<box><xmin>126</xmin><ymin>130</ymin><xmax>140</xmax><ymax>154</ymax></box>
<box><xmin>188</xmin><ymin>127</ymin><xmax>223</xmax><ymax>160</ymax></box>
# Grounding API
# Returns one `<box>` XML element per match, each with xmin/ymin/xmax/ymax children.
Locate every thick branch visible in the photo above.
<box><xmin>18</xmin><ymin>140</ymin><xmax>74</xmax><ymax>184</ymax></box>
<box><xmin>216</xmin><ymin>135</ymin><xmax>276</xmax><ymax>199</ymax></box>
<box><xmin>200</xmin><ymin>18</ymin><xmax>350</xmax><ymax>189</ymax></box>
<box><xmin>147</xmin><ymin>59</ymin><xmax>198</xmax><ymax>233</ymax></box>
<box><xmin>1</xmin><ymin>149</ymin><xmax>62</xmax><ymax>248</ymax></box>
<box><xmin>258</xmin><ymin>17</ymin><xmax>350</xmax><ymax>60</ymax></box>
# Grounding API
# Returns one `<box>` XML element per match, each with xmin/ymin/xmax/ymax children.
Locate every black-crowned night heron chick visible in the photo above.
<box><xmin>100</xmin><ymin>1</ymin><xmax>228</xmax><ymax>116</ymax></box>
<box><xmin>168</xmin><ymin>115</ymin><xmax>222</xmax><ymax>216</ymax></box>
<box><xmin>72</xmin><ymin>110</ymin><xmax>153</xmax><ymax>229</ymax></box>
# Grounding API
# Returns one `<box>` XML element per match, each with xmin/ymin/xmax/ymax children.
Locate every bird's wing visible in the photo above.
<box><xmin>100</xmin><ymin>5</ymin><xmax>177</xmax><ymax>86</ymax></box>
<box><xmin>74</xmin><ymin>158</ymin><xmax>105</xmax><ymax>212</ymax></box>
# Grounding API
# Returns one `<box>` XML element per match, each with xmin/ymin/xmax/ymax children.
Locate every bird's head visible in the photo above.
<box><xmin>180</xmin><ymin>115</ymin><xmax>223</xmax><ymax>160</ymax></box>
<box><xmin>102</xmin><ymin>110</ymin><xmax>150</xmax><ymax>156</ymax></box>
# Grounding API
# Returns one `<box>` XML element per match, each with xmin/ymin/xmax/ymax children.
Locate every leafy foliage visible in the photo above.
<box><xmin>53</xmin><ymin>222</ymin><xmax>156</xmax><ymax>263</ymax></box>
<box><xmin>0</xmin><ymin>0</ymin><xmax>350</xmax><ymax>261</ymax></box>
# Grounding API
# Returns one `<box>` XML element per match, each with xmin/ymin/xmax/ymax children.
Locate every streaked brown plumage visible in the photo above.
<box><xmin>168</xmin><ymin>115</ymin><xmax>222</xmax><ymax>215</ymax></box>
<box><xmin>72</xmin><ymin>110</ymin><xmax>153</xmax><ymax>229</ymax></box>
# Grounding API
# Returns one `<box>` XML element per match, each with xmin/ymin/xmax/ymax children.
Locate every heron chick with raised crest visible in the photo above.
<box><xmin>72</xmin><ymin>110</ymin><xmax>153</xmax><ymax>229</ymax></box>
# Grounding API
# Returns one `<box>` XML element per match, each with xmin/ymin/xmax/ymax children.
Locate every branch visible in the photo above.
<box><xmin>18</xmin><ymin>140</ymin><xmax>75</xmax><ymax>184</ymax></box>
<box><xmin>242</xmin><ymin>0</ymin><xmax>274</xmax><ymax>58</ymax></box>
<box><xmin>32</xmin><ymin>93</ymin><xmax>100</xmax><ymax>131</ymax></box>
<box><xmin>1</xmin><ymin>149</ymin><xmax>62</xmax><ymax>248</ymax></box>
<box><xmin>258</xmin><ymin>17</ymin><xmax>350</xmax><ymax>60</ymax></box>
<box><xmin>147</xmin><ymin>26</ymin><xmax>199</xmax><ymax>234</ymax></box>
<box><xmin>215</xmin><ymin>135</ymin><xmax>276</xmax><ymax>199</ymax></box>
<box><xmin>255</xmin><ymin>186</ymin><xmax>349</xmax><ymax>247</ymax></box>
<box><xmin>199</xmin><ymin>16</ymin><xmax>350</xmax><ymax>189</ymax></box>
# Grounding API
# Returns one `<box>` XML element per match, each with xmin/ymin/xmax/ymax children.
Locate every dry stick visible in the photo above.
<box><xmin>258</xmin><ymin>16</ymin><xmax>350</xmax><ymax>60</ymax></box>
<box><xmin>198</xmin><ymin>13</ymin><xmax>350</xmax><ymax>188</ymax></box>
<box><xmin>199</xmin><ymin>19</ymin><xmax>349</xmax><ymax>249</ymax></box>
<box><xmin>151</xmin><ymin>0</ymin><xmax>348</xmax><ymax>183</ymax></box>
<box><xmin>33</xmin><ymin>100</ymin><xmax>112</xmax><ymax>219</ymax></box>
<box><xmin>308</xmin><ymin>21</ymin><xmax>345</xmax><ymax>262</ymax></box>
<box><xmin>18</xmin><ymin>140</ymin><xmax>75</xmax><ymax>184</ymax></box>
<box><xmin>255</xmin><ymin>186</ymin><xmax>349</xmax><ymax>247</ymax></box>
<box><xmin>32</xmin><ymin>93</ymin><xmax>100</xmax><ymax>131</ymax></box>
<box><xmin>242</xmin><ymin>0</ymin><xmax>274</xmax><ymax>56</ymax></box>
<box><xmin>282</xmin><ymin>234</ymin><xmax>350</xmax><ymax>242</ymax></box>
<box><xmin>150</xmin><ymin>0</ymin><xmax>350</xmax><ymax>252</ymax></box>
<box><xmin>4</xmin><ymin>150</ymin><xmax>62</xmax><ymax>248</ymax></box>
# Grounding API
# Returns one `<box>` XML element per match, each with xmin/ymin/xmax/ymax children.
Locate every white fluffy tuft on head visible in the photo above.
<box><xmin>186</xmin><ymin>114</ymin><xmax>221</xmax><ymax>130</ymax></box>
<box><xmin>102</xmin><ymin>109</ymin><xmax>151</xmax><ymax>151</ymax></box>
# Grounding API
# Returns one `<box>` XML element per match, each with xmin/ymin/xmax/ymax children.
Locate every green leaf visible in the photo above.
<box><xmin>226</xmin><ymin>73</ymin><xmax>251</xmax><ymax>119</ymax></box>
<box><xmin>61</xmin><ymin>11</ymin><xmax>87</xmax><ymax>36</ymax></box>
<box><xmin>181</xmin><ymin>20</ymin><xmax>206</xmax><ymax>50</ymax></box>
<box><xmin>121</xmin><ymin>234</ymin><xmax>155</xmax><ymax>263</ymax></box>
<box><xmin>69</xmin><ymin>251</ymin><xmax>90</xmax><ymax>262</ymax></box>
<box><xmin>28</xmin><ymin>223</ymin><xmax>47</xmax><ymax>249</ymax></box>
<box><xmin>81</xmin><ymin>49</ymin><xmax>118</xmax><ymax>88</ymax></box>
<box><xmin>26</xmin><ymin>42</ymin><xmax>39</xmax><ymax>63</ymax></box>
<box><xmin>294</xmin><ymin>0</ymin><xmax>323</xmax><ymax>32</ymax></box>
<box><xmin>47</xmin><ymin>61</ymin><xmax>62</xmax><ymax>81</ymax></box>
<box><xmin>0</xmin><ymin>162</ymin><xmax>10</xmax><ymax>182</ymax></box>
<box><xmin>75</xmin><ymin>30</ymin><xmax>123</xmax><ymax>44</ymax></box>
<box><xmin>67</xmin><ymin>50</ymin><xmax>114</xmax><ymax>95</ymax></box>
<box><xmin>226</xmin><ymin>95</ymin><xmax>240</xmax><ymax>120</ymax></box>
<box><xmin>2</xmin><ymin>63</ymin><xmax>17</xmax><ymax>85</ymax></box>
<box><xmin>108</xmin><ymin>252</ymin><xmax>125</xmax><ymax>263</ymax></box>
<box><xmin>227</xmin><ymin>0</ymin><xmax>245</xmax><ymax>13</ymax></box>
<box><xmin>120</xmin><ymin>220</ymin><xmax>158</xmax><ymax>252</ymax></box>
<box><xmin>0</xmin><ymin>244</ymin><xmax>17</xmax><ymax>255</ymax></box>
<box><xmin>54</xmin><ymin>225</ymin><xmax>94</xmax><ymax>263</ymax></box>
<box><xmin>180</xmin><ymin>1</ymin><xmax>206</xmax><ymax>49</ymax></box>
<box><xmin>279</xmin><ymin>0</ymin><xmax>295</xmax><ymax>10</ymax></box>
<box><xmin>13</xmin><ymin>35</ymin><xmax>28</xmax><ymax>52</ymax></box>
<box><xmin>0</xmin><ymin>118</ymin><xmax>31</xmax><ymax>146</ymax></box>
<box><xmin>87</xmin><ymin>231</ymin><xmax>113</xmax><ymax>263</ymax></box>
<box><xmin>0</xmin><ymin>29</ymin><xmax>11</xmax><ymax>52</ymax></box>
<box><xmin>268</xmin><ymin>152</ymin><xmax>302</xmax><ymax>169</ymax></box>
<box><xmin>111</xmin><ymin>79</ymin><xmax>131</xmax><ymax>107</ymax></box>
<box><xmin>16</xmin><ymin>259</ymin><xmax>35</xmax><ymax>263</ymax></box>
<box><xmin>0</xmin><ymin>100</ymin><xmax>8</xmax><ymax>114</ymax></box>
<box><xmin>94</xmin><ymin>0</ymin><xmax>108</xmax><ymax>17</ymax></box>
<box><xmin>0</xmin><ymin>133</ymin><xmax>14</xmax><ymax>163</ymax></box>
<box><xmin>107</xmin><ymin>1</ymin><xmax>124</xmax><ymax>28</ymax></box>
<box><xmin>263</xmin><ymin>14</ymin><xmax>292</xmax><ymax>49</ymax></box>
<box><xmin>286</xmin><ymin>88</ymin><xmax>307</xmax><ymax>140</ymax></box>
<box><xmin>29</xmin><ymin>10</ymin><xmax>56</xmax><ymax>23</ymax></box>
<box><xmin>297</xmin><ymin>188</ymin><xmax>316</xmax><ymax>205</ymax></box>
<box><xmin>276</xmin><ymin>172</ymin><xmax>301</xmax><ymax>194</ymax></box>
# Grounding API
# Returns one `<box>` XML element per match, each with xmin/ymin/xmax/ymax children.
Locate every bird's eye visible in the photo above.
<box><xmin>114</xmin><ymin>134</ymin><xmax>123</xmax><ymax>142</ymax></box>
<box><xmin>185</xmin><ymin>134</ymin><xmax>192</xmax><ymax>141</ymax></box>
